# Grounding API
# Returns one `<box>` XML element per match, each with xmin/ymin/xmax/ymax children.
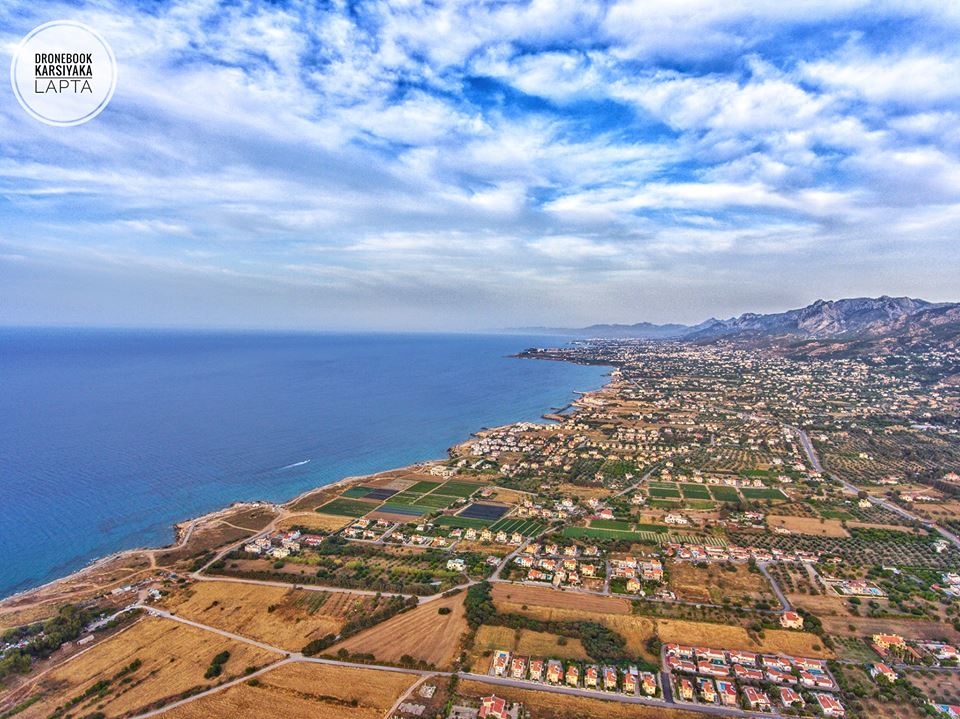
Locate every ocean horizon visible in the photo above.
<box><xmin>0</xmin><ymin>328</ymin><xmax>609</xmax><ymax>599</ymax></box>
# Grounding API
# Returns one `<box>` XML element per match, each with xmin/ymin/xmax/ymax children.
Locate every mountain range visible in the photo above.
<box><xmin>517</xmin><ymin>296</ymin><xmax>960</xmax><ymax>355</ymax></box>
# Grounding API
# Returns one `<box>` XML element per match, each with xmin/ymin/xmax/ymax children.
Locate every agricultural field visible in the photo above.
<box><xmin>466</xmin><ymin>625</ymin><xmax>590</xmax><ymax>669</ymax></box>
<box><xmin>329</xmin><ymin>591</ymin><xmax>467</xmax><ymax>669</ymax></box>
<box><xmin>12</xmin><ymin>616</ymin><xmax>280</xmax><ymax>718</ymax></box>
<box><xmin>459</xmin><ymin>502</ymin><xmax>510</xmax><ymax>520</ymax></box>
<box><xmin>708</xmin><ymin>485</ymin><xmax>742</xmax><ymax>502</ymax></box>
<box><xmin>668</xmin><ymin>561</ymin><xmax>776</xmax><ymax>605</ymax></box>
<box><xmin>491</xmin><ymin>583</ymin><xmax>632</xmax><ymax>617</ymax></box>
<box><xmin>740</xmin><ymin>487</ymin><xmax>788</xmax><ymax>500</ymax></box>
<box><xmin>767</xmin><ymin>514</ymin><xmax>850</xmax><ymax>537</ymax></box>
<box><xmin>654</xmin><ymin>619</ymin><xmax>833</xmax><ymax>658</ymax></box>
<box><xmin>159</xmin><ymin>662</ymin><xmax>418</xmax><ymax>719</ymax></box>
<box><xmin>434</xmin><ymin>480</ymin><xmax>485</xmax><ymax>497</ymax></box>
<box><xmin>159</xmin><ymin>582</ymin><xmax>372</xmax><ymax>651</ymax></box>
<box><xmin>489</xmin><ymin>517</ymin><xmax>545</xmax><ymax>536</ymax></box>
<box><xmin>276</xmin><ymin>512</ymin><xmax>351</xmax><ymax>533</ymax></box>
<box><xmin>435</xmin><ymin>515</ymin><xmax>494</xmax><ymax>529</ymax></box>
<box><xmin>315</xmin><ymin>498</ymin><xmax>378</xmax><ymax>517</ymax></box>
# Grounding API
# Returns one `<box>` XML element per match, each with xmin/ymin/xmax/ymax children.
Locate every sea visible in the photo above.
<box><xmin>0</xmin><ymin>329</ymin><xmax>609</xmax><ymax>599</ymax></box>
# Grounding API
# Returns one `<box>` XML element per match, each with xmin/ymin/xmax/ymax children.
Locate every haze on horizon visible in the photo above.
<box><xmin>2</xmin><ymin>1</ymin><xmax>959</xmax><ymax>332</ymax></box>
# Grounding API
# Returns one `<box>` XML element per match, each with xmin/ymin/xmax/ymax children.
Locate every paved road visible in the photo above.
<box><xmin>757</xmin><ymin>561</ymin><xmax>791</xmax><ymax>611</ymax></box>
<box><xmin>790</xmin><ymin>425</ymin><xmax>960</xmax><ymax>550</ymax></box>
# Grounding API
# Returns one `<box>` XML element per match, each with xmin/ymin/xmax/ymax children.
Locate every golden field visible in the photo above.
<box><xmin>14</xmin><ymin>616</ymin><xmax>280</xmax><ymax>718</ymax></box>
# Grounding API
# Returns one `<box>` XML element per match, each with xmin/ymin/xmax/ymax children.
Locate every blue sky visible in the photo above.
<box><xmin>1</xmin><ymin>0</ymin><xmax>959</xmax><ymax>330</ymax></box>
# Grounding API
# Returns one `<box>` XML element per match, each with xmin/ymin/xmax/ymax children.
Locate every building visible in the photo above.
<box><xmin>716</xmin><ymin>680</ymin><xmax>738</xmax><ymax>707</ymax></box>
<box><xmin>603</xmin><ymin>666</ymin><xmax>618</xmax><ymax>690</ymax></box>
<box><xmin>584</xmin><ymin>665</ymin><xmax>599</xmax><ymax>688</ymax></box>
<box><xmin>870</xmin><ymin>662</ymin><xmax>898</xmax><ymax>683</ymax></box>
<box><xmin>816</xmin><ymin>693</ymin><xmax>846</xmax><ymax>717</ymax></box>
<box><xmin>743</xmin><ymin>686</ymin><xmax>771</xmax><ymax>710</ymax></box>
<box><xmin>547</xmin><ymin>659</ymin><xmax>563</xmax><ymax>684</ymax></box>
<box><xmin>780</xmin><ymin>686</ymin><xmax>804</xmax><ymax>708</ymax></box>
<box><xmin>678</xmin><ymin>678</ymin><xmax>695</xmax><ymax>701</ymax></box>
<box><xmin>510</xmin><ymin>657</ymin><xmax>526</xmax><ymax>679</ymax></box>
<box><xmin>492</xmin><ymin>650</ymin><xmax>510</xmax><ymax>676</ymax></box>
<box><xmin>565</xmin><ymin>663</ymin><xmax>578</xmax><ymax>687</ymax></box>
<box><xmin>699</xmin><ymin>677</ymin><xmax>717</xmax><ymax>703</ymax></box>
<box><xmin>780</xmin><ymin>610</ymin><xmax>804</xmax><ymax>629</ymax></box>
<box><xmin>641</xmin><ymin>672</ymin><xmax>657</xmax><ymax>696</ymax></box>
<box><xmin>528</xmin><ymin>659</ymin><xmax>544</xmax><ymax>682</ymax></box>
<box><xmin>478</xmin><ymin>695</ymin><xmax>510</xmax><ymax>719</ymax></box>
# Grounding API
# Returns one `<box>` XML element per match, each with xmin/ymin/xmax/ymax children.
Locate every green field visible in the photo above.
<box><xmin>649</xmin><ymin>499</ymin><xmax>681</xmax><ymax>509</ymax></box>
<box><xmin>411</xmin><ymin>493</ymin><xmax>456</xmax><ymax>508</ymax></box>
<box><xmin>562</xmin><ymin>527</ymin><xmax>662</xmax><ymax>543</ymax></box>
<box><xmin>316</xmin><ymin>498</ymin><xmax>377</xmax><ymax>517</ymax></box>
<box><xmin>379</xmin><ymin>503</ymin><xmax>429</xmax><ymax>516</ymax></box>
<box><xmin>340</xmin><ymin>486</ymin><xmax>375</xmax><ymax>499</ymax></box>
<box><xmin>685</xmin><ymin>499</ymin><xmax>717</xmax><ymax>510</ymax></box>
<box><xmin>740</xmin><ymin>487</ymin><xmax>787</xmax><ymax>500</ymax></box>
<box><xmin>407</xmin><ymin>480</ymin><xmax>443</xmax><ymax>493</ymax></box>
<box><xmin>589</xmin><ymin>519</ymin><xmax>635</xmax><ymax>531</ymax></box>
<box><xmin>434</xmin><ymin>480</ymin><xmax>483</xmax><ymax>498</ymax></box>
<box><xmin>648</xmin><ymin>487</ymin><xmax>682</xmax><ymax>498</ymax></box>
<box><xmin>434</xmin><ymin>515</ymin><xmax>494</xmax><ymax>529</ymax></box>
<box><xmin>680</xmin><ymin>483</ymin><xmax>712</xmax><ymax>499</ymax></box>
<box><xmin>489</xmin><ymin>518</ymin><xmax>545</xmax><ymax>536</ymax></box>
<box><xmin>709</xmin><ymin>486</ymin><xmax>741</xmax><ymax>502</ymax></box>
<box><xmin>649</xmin><ymin>481</ymin><xmax>680</xmax><ymax>489</ymax></box>
<box><xmin>384</xmin><ymin>492</ymin><xmax>425</xmax><ymax>505</ymax></box>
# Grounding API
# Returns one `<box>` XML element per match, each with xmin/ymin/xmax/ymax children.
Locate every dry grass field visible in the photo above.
<box><xmin>467</xmin><ymin>625</ymin><xmax>590</xmax><ymax>669</ymax></box>
<box><xmin>276</xmin><ymin>511</ymin><xmax>352</xmax><ymax>532</ymax></box>
<box><xmin>668</xmin><ymin>561</ymin><xmax>775</xmax><ymax>604</ymax></box>
<box><xmin>160</xmin><ymin>662</ymin><xmax>417</xmax><ymax>719</ymax></box>
<box><xmin>15</xmin><ymin>616</ymin><xmax>280</xmax><ymax>718</ymax></box>
<box><xmin>159</xmin><ymin>582</ymin><xmax>372</xmax><ymax>651</ymax></box>
<box><xmin>492</xmin><ymin>583</ymin><xmax>631</xmax><ymax>616</ymax></box>
<box><xmin>767</xmin><ymin>514</ymin><xmax>850</xmax><ymax>537</ymax></box>
<box><xmin>820</xmin><ymin>614</ymin><xmax>960</xmax><ymax>642</ymax></box>
<box><xmin>457</xmin><ymin>680</ymin><xmax>701</xmax><ymax>719</ymax></box>
<box><xmin>556</xmin><ymin>483</ymin><xmax>613</xmax><ymax>500</ymax></box>
<box><xmin>331</xmin><ymin>591</ymin><xmax>467</xmax><ymax>669</ymax></box>
<box><xmin>655</xmin><ymin>619</ymin><xmax>833</xmax><ymax>658</ymax></box>
<box><xmin>490</xmin><ymin>585</ymin><xmax>658</xmax><ymax>661</ymax></box>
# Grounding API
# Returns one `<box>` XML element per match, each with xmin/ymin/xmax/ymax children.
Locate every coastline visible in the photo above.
<box><xmin>0</xmin><ymin>358</ymin><xmax>614</xmax><ymax>615</ymax></box>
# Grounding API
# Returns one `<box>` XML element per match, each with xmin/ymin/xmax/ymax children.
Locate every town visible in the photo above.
<box><xmin>1</xmin><ymin>339</ymin><xmax>959</xmax><ymax>719</ymax></box>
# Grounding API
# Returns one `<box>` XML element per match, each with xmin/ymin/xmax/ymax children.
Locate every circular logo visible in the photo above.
<box><xmin>10</xmin><ymin>20</ymin><xmax>117</xmax><ymax>127</ymax></box>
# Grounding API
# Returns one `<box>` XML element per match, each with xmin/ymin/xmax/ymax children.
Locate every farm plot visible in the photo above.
<box><xmin>159</xmin><ymin>582</ymin><xmax>372</xmax><ymax>651</ymax></box>
<box><xmin>459</xmin><ymin>503</ymin><xmax>510</xmax><ymax>520</ymax></box>
<box><xmin>432</xmin><ymin>480</ymin><xmax>484</xmax><ymax>498</ymax></box>
<box><xmin>330</xmin><ymin>591</ymin><xmax>467</xmax><ymax>669</ymax></box>
<box><xmin>160</xmin><ymin>662</ymin><xmax>417</xmax><ymax>719</ymax></box>
<box><xmin>680</xmin><ymin>483</ymin><xmax>712</xmax><ymax>499</ymax></box>
<box><xmin>407</xmin><ymin>480</ymin><xmax>443</xmax><ymax>493</ymax></box>
<box><xmin>767</xmin><ymin>515</ymin><xmax>850</xmax><ymax>537</ymax></box>
<box><xmin>377</xmin><ymin>503</ymin><xmax>429</xmax><ymax>517</ymax></box>
<box><xmin>492</xmin><ymin>583</ymin><xmax>631</xmax><ymax>616</ymax></box>
<box><xmin>740</xmin><ymin>487</ymin><xmax>787</xmax><ymax>500</ymax></box>
<box><xmin>708</xmin><ymin>486</ymin><xmax>741</xmax><ymax>502</ymax></box>
<box><xmin>655</xmin><ymin>619</ymin><xmax>833</xmax><ymax>658</ymax></box>
<box><xmin>15</xmin><ymin>616</ymin><xmax>280</xmax><ymax>718</ymax></box>
<box><xmin>490</xmin><ymin>517</ymin><xmax>545</xmax><ymax>536</ymax></box>
<box><xmin>316</xmin><ymin>498</ymin><xmax>378</xmax><ymax>517</ymax></box>
<box><xmin>668</xmin><ymin>561</ymin><xmax>774</xmax><ymax>605</ymax></box>
<box><xmin>435</xmin><ymin>515</ymin><xmax>494</xmax><ymax>529</ymax></box>
<box><xmin>340</xmin><ymin>486</ymin><xmax>376</xmax><ymax>498</ymax></box>
<box><xmin>648</xmin><ymin>487</ymin><xmax>682</xmax><ymax>499</ymax></box>
<box><xmin>564</xmin><ymin>526</ymin><xmax>662</xmax><ymax>543</ymax></box>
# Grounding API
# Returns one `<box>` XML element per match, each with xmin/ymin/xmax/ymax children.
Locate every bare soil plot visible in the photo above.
<box><xmin>846</xmin><ymin>521</ymin><xmax>917</xmax><ymax>533</ymax></box>
<box><xmin>655</xmin><ymin>619</ymin><xmax>833</xmax><ymax>658</ymax></box>
<box><xmin>556</xmin><ymin>483</ymin><xmax>613</xmax><ymax>500</ymax></box>
<box><xmin>457</xmin><ymin>680</ymin><xmax>701</xmax><ymax>719</ymax></box>
<box><xmin>767</xmin><ymin>515</ymin><xmax>850</xmax><ymax>537</ymax></box>
<box><xmin>14</xmin><ymin>616</ymin><xmax>280</xmax><ymax>718</ymax></box>
<box><xmin>331</xmin><ymin>591</ymin><xmax>467</xmax><ymax>669</ymax></box>
<box><xmin>159</xmin><ymin>582</ymin><xmax>372</xmax><ymax>651</ymax></box>
<box><xmin>161</xmin><ymin>661</ymin><xmax>417</xmax><ymax>719</ymax></box>
<box><xmin>668</xmin><ymin>561</ymin><xmax>775</xmax><ymax>604</ymax></box>
<box><xmin>492</xmin><ymin>583</ymin><xmax>631</xmax><ymax>616</ymax></box>
<box><xmin>906</xmin><ymin>667</ymin><xmax>960</xmax><ymax>706</ymax></box>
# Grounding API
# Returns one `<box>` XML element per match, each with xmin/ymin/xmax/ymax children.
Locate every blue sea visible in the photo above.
<box><xmin>0</xmin><ymin>329</ymin><xmax>608</xmax><ymax>599</ymax></box>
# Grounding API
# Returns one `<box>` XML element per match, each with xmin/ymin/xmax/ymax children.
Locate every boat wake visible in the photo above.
<box><xmin>278</xmin><ymin>459</ymin><xmax>311</xmax><ymax>470</ymax></box>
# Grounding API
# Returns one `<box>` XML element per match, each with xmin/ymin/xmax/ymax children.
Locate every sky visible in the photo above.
<box><xmin>1</xmin><ymin>0</ymin><xmax>959</xmax><ymax>331</ymax></box>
